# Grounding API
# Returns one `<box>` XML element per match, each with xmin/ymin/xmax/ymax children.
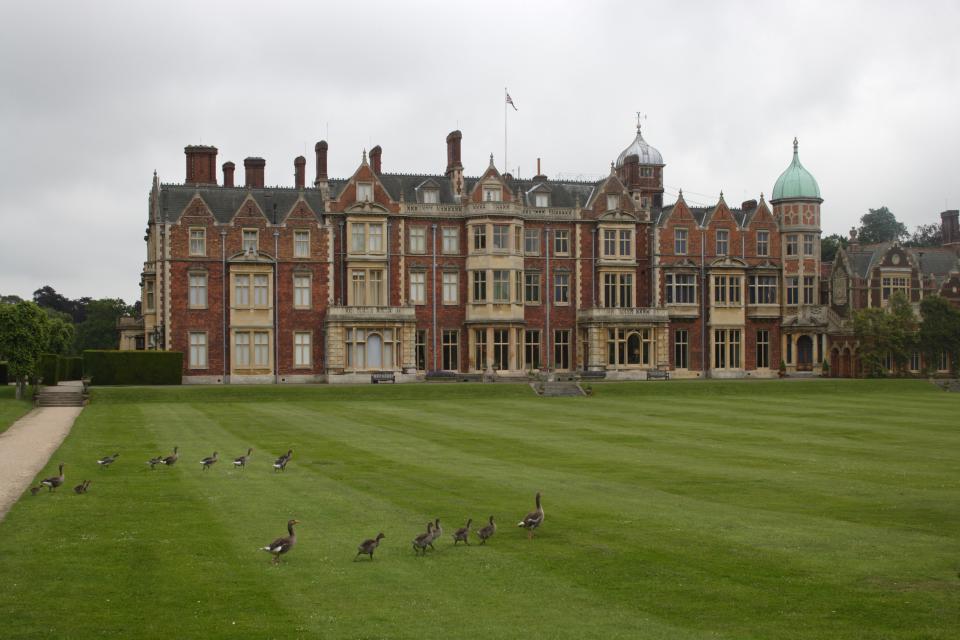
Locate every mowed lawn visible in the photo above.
<box><xmin>0</xmin><ymin>385</ymin><xmax>32</xmax><ymax>433</ymax></box>
<box><xmin>0</xmin><ymin>380</ymin><xmax>958</xmax><ymax>639</ymax></box>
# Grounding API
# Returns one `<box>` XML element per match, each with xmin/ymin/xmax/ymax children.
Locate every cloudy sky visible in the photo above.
<box><xmin>2</xmin><ymin>0</ymin><xmax>958</xmax><ymax>304</ymax></box>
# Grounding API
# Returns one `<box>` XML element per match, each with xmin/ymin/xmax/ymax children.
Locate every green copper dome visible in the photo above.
<box><xmin>771</xmin><ymin>138</ymin><xmax>821</xmax><ymax>202</ymax></box>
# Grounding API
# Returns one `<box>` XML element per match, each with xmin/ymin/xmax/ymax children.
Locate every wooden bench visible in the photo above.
<box><xmin>371</xmin><ymin>372</ymin><xmax>396</xmax><ymax>384</ymax></box>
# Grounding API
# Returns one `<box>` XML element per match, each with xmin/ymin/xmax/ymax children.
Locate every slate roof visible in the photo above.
<box><xmin>158</xmin><ymin>185</ymin><xmax>325</xmax><ymax>224</ymax></box>
<box><xmin>843</xmin><ymin>242</ymin><xmax>960</xmax><ymax>280</ymax></box>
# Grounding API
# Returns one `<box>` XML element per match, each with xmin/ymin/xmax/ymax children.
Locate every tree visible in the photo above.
<box><xmin>1</xmin><ymin>294</ymin><xmax>24</xmax><ymax>305</ymax></box>
<box><xmin>853</xmin><ymin>292</ymin><xmax>915</xmax><ymax>377</ymax></box>
<box><xmin>47</xmin><ymin>316</ymin><xmax>75</xmax><ymax>355</ymax></box>
<box><xmin>906</xmin><ymin>223</ymin><xmax>942</xmax><ymax>248</ymax></box>
<box><xmin>0</xmin><ymin>301</ymin><xmax>50</xmax><ymax>399</ymax></box>
<box><xmin>74</xmin><ymin>298</ymin><xmax>132</xmax><ymax>352</ymax></box>
<box><xmin>918</xmin><ymin>295</ymin><xmax>960</xmax><ymax>374</ymax></box>
<box><xmin>821</xmin><ymin>233</ymin><xmax>848</xmax><ymax>262</ymax></box>
<box><xmin>856</xmin><ymin>206</ymin><xmax>908</xmax><ymax>244</ymax></box>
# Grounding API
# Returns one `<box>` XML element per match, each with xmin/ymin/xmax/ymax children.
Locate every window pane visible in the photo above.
<box><xmin>294</xmin><ymin>231</ymin><xmax>310</xmax><ymax>257</ymax></box>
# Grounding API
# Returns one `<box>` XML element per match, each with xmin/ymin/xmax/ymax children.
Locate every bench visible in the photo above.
<box><xmin>579</xmin><ymin>370</ymin><xmax>607</xmax><ymax>380</ymax></box>
<box><xmin>371</xmin><ymin>372</ymin><xmax>396</xmax><ymax>384</ymax></box>
<box><xmin>647</xmin><ymin>369</ymin><xmax>670</xmax><ymax>380</ymax></box>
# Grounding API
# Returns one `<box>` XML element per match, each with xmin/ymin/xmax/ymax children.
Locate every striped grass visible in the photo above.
<box><xmin>0</xmin><ymin>379</ymin><xmax>957</xmax><ymax>638</ymax></box>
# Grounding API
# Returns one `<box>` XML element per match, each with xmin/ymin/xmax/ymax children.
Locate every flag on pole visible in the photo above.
<box><xmin>505</xmin><ymin>91</ymin><xmax>518</xmax><ymax>111</ymax></box>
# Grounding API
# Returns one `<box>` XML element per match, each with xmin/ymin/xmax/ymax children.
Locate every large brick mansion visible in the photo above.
<box><xmin>124</xmin><ymin>127</ymin><xmax>960</xmax><ymax>382</ymax></box>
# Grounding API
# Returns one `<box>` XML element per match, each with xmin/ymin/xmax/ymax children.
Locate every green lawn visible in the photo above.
<box><xmin>1</xmin><ymin>380</ymin><xmax>958</xmax><ymax>639</ymax></box>
<box><xmin>0</xmin><ymin>385</ymin><xmax>32</xmax><ymax>433</ymax></box>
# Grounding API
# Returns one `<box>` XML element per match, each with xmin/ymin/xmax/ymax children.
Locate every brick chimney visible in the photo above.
<box><xmin>244</xmin><ymin>157</ymin><xmax>265</xmax><ymax>188</ymax></box>
<box><xmin>185</xmin><ymin>145</ymin><xmax>218</xmax><ymax>185</ymax></box>
<box><xmin>941</xmin><ymin>210</ymin><xmax>959</xmax><ymax>247</ymax></box>
<box><xmin>445</xmin><ymin>130</ymin><xmax>463</xmax><ymax>176</ymax></box>
<box><xmin>533</xmin><ymin>157</ymin><xmax>547</xmax><ymax>182</ymax></box>
<box><xmin>294</xmin><ymin>156</ymin><xmax>306</xmax><ymax>189</ymax></box>
<box><xmin>369</xmin><ymin>145</ymin><xmax>382</xmax><ymax>175</ymax></box>
<box><xmin>314</xmin><ymin>141</ymin><xmax>328</xmax><ymax>187</ymax></box>
<box><xmin>741</xmin><ymin>199</ymin><xmax>758</xmax><ymax>217</ymax></box>
<box><xmin>222</xmin><ymin>161</ymin><xmax>235</xmax><ymax>187</ymax></box>
<box><xmin>623</xmin><ymin>154</ymin><xmax>640</xmax><ymax>187</ymax></box>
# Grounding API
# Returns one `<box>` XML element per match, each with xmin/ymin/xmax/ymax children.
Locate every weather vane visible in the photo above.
<box><xmin>636</xmin><ymin>112</ymin><xmax>647</xmax><ymax>130</ymax></box>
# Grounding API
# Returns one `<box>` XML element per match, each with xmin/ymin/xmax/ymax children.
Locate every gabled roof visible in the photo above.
<box><xmin>840</xmin><ymin>242</ymin><xmax>960</xmax><ymax>280</ymax></box>
<box><xmin>158</xmin><ymin>185</ymin><xmax>325</xmax><ymax>224</ymax></box>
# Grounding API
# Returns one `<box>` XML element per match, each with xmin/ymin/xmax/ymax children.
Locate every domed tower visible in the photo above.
<box><xmin>771</xmin><ymin>138</ymin><xmax>825</xmax><ymax>373</ymax></box>
<box><xmin>614</xmin><ymin>123</ymin><xmax>664</xmax><ymax>212</ymax></box>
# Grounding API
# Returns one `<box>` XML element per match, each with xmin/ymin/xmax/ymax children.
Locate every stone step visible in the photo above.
<box><xmin>536</xmin><ymin>382</ymin><xmax>585</xmax><ymax>397</ymax></box>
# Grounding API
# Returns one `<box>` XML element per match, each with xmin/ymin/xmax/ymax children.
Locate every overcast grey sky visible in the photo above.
<box><xmin>1</xmin><ymin>0</ymin><xmax>958</xmax><ymax>304</ymax></box>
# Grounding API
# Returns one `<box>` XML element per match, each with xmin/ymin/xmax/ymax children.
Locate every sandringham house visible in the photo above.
<box><xmin>128</xmin><ymin>127</ymin><xmax>960</xmax><ymax>382</ymax></box>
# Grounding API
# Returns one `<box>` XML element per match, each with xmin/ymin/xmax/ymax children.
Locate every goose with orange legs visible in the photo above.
<box><xmin>517</xmin><ymin>492</ymin><xmax>544</xmax><ymax>539</ymax></box>
<box><xmin>261</xmin><ymin>519</ymin><xmax>299</xmax><ymax>565</ymax></box>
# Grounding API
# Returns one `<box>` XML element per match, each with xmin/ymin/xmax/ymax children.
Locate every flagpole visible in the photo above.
<box><xmin>504</xmin><ymin>87</ymin><xmax>508</xmax><ymax>172</ymax></box>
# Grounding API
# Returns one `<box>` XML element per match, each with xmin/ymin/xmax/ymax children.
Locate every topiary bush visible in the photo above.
<box><xmin>83</xmin><ymin>350</ymin><xmax>183</xmax><ymax>386</ymax></box>
<box><xmin>39</xmin><ymin>353</ymin><xmax>60</xmax><ymax>386</ymax></box>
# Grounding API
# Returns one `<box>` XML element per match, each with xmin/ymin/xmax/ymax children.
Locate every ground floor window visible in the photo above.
<box><xmin>674</xmin><ymin>329</ymin><xmax>688</xmax><ymax>369</ymax></box>
<box><xmin>442</xmin><ymin>330</ymin><xmax>458</xmax><ymax>370</ymax></box>
<box><xmin>416</xmin><ymin>330</ymin><xmax>426</xmax><ymax>371</ymax></box>
<box><xmin>757</xmin><ymin>330</ymin><xmax>769</xmax><ymax>368</ymax></box>
<box><xmin>493</xmin><ymin>329</ymin><xmax>510</xmax><ymax>370</ymax></box>
<box><xmin>474</xmin><ymin>329</ymin><xmax>488</xmax><ymax>371</ymax></box>
<box><xmin>189</xmin><ymin>332</ymin><xmax>207</xmax><ymax>368</ymax></box>
<box><xmin>714</xmin><ymin>329</ymin><xmax>741</xmax><ymax>369</ymax></box>
<box><xmin>939</xmin><ymin>350</ymin><xmax>950</xmax><ymax>372</ymax></box>
<box><xmin>525</xmin><ymin>330</ymin><xmax>541</xmax><ymax>370</ymax></box>
<box><xmin>294</xmin><ymin>332</ymin><xmax>311</xmax><ymax>367</ymax></box>
<box><xmin>607</xmin><ymin>328</ymin><xmax>652</xmax><ymax>367</ymax></box>
<box><xmin>910</xmin><ymin>351</ymin><xmax>921</xmax><ymax>372</ymax></box>
<box><xmin>234</xmin><ymin>330</ymin><xmax>270</xmax><ymax>369</ymax></box>
<box><xmin>554</xmin><ymin>330</ymin><xmax>570</xmax><ymax>370</ymax></box>
<box><xmin>882</xmin><ymin>352</ymin><xmax>892</xmax><ymax>371</ymax></box>
<box><xmin>345</xmin><ymin>327</ymin><xmax>398</xmax><ymax>370</ymax></box>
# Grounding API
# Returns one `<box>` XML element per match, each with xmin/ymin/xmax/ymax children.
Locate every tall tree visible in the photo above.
<box><xmin>74</xmin><ymin>298</ymin><xmax>132</xmax><ymax>352</ymax></box>
<box><xmin>1</xmin><ymin>294</ymin><xmax>24</xmax><ymax>305</ymax></box>
<box><xmin>918</xmin><ymin>295</ymin><xmax>960</xmax><ymax>373</ymax></box>
<box><xmin>0</xmin><ymin>301</ymin><xmax>50</xmax><ymax>399</ymax></box>
<box><xmin>821</xmin><ymin>233</ymin><xmax>848</xmax><ymax>262</ymax></box>
<box><xmin>856</xmin><ymin>206</ymin><xmax>908</xmax><ymax>244</ymax></box>
<box><xmin>853</xmin><ymin>292</ymin><xmax>915</xmax><ymax>377</ymax></box>
<box><xmin>906</xmin><ymin>223</ymin><xmax>942</xmax><ymax>248</ymax></box>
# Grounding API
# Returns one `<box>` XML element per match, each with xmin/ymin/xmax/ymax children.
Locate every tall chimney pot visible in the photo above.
<box><xmin>941</xmin><ymin>209</ymin><xmax>960</xmax><ymax>246</ymax></box>
<box><xmin>185</xmin><ymin>145</ymin><xmax>218</xmax><ymax>185</ymax></box>
<box><xmin>294</xmin><ymin>156</ymin><xmax>306</xmax><ymax>189</ymax></box>
<box><xmin>445</xmin><ymin>130</ymin><xmax>463</xmax><ymax>175</ymax></box>
<box><xmin>370</xmin><ymin>145</ymin><xmax>382</xmax><ymax>175</ymax></box>
<box><xmin>314</xmin><ymin>141</ymin><xmax>328</xmax><ymax>186</ymax></box>
<box><xmin>222</xmin><ymin>161</ymin><xmax>235</xmax><ymax>187</ymax></box>
<box><xmin>244</xmin><ymin>157</ymin><xmax>265</xmax><ymax>188</ymax></box>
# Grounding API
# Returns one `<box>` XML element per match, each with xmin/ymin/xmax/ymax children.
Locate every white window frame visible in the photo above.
<box><xmin>442</xmin><ymin>272</ymin><xmax>458</xmax><ymax>305</ymax></box>
<box><xmin>189</xmin><ymin>228</ymin><xmax>206</xmax><ymax>256</ymax></box>
<box><xmin>294</xmin><ymin>332</ymin><xmax>311</xmax><ymax>368</ymax></box>
<box><xmin>189</xmin><ymin>332</ymin><xmax>207</xmax><ymax>369</ymax></box>
<box><xmin>293</xmin><ymin>273</ymin><xmax>311</xmax><ymax>309</ymax></box>
<box><xmin>189</xmin><ymin>272</ymin><xmax>208</xmax><ymax>309</ymax></box>
<box><xmin>293</xmin><ymin>230</ymin><xmax>310</xmax><ymax>258</ymax></box>
<box><xmin>716</xmin><ymin>229</ymin><xmax>729</xmax><ymax>257</ymax></box>
<box><xmin>409</xmin><ymin>271</ymin><xmax>426</xmax><ymax>305</ymax></box>
<box><xmin>756</xmin><ymin>230</ymin><xmax>769</xmax><ymax>257</ymax></box>
<box><xmin>442</xmin><ymin>227</ymin><xmax>458</xmax><ymax>254</ymax></box>
<box><xmin>674</xmin><ymin>228</ymin><xmax>688</xmax><ymax>255</ymax></box>
<box><xmin>535</xmin><ymin>193</ymin><xmax>549</xmax><ymax>208</ymax></box>
<box><xmin>357</xmin><ymin>182</ymin><xmax>373</xmax><ymax>202</ymax></box>
<box><xmin>554</xmin><ymin>272</ymin><xmax>570</xmax><ymax>304</ymax></box>
<box><xmin>408</xmin><ymin>227</ymin><xmax>426</xmax><ymax>254</ymax></box>
<box><xmin>422</xmin><ymin>189</ymin><xmax>439</xmax><ymax>204</ymax></box>
<box><xmin>606</xmin><ymin>194</ymin><xmax>619</xmax><ymax>211</ymax></box>
<box><xmin>554</xmin><ymin>230</ymin><xmax>570</xmax><ymax>256</ymax></box>
<box><xmin>242</xmin><ymin>229</ymin><xmax>259</xmax><ymax>253</ymax></box>
<box><xmin>524</xmin><ymin>228</ymin><xmax>540</xmax><ymax>255</ymax></box>
<box><xmin>483</xmin><ymin>185</ymin><xmax>501</xmax><ymax>202</ymax></box>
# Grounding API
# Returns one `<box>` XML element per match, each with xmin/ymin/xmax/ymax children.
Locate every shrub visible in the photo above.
<box><xmin>61</xmin><ymin>356</ymin><xmax>84</xmax><ymax>381</ymax></box>
<box><xmin>83</xmin><ymin>350</ymin><xmax>183</xmax><ymax>386</ymax></box>
<box><xmin>39</xmin><ymin>353</ymin><xmax>60</xmax><ymax>386</ymax></box>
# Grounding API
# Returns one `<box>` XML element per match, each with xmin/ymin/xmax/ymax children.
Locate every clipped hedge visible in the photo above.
<box><xmin>39</xmin><ymin>353</ymin><xmax>60</xmax><ymax>386</ymax></box>
<box><xmin>61</xmin><ymin>356</ymin><xmax>84</xmax><ymax>381</ymax></box>
<box><xmin>83</xmin><ymin>350</ymin><xmax>183</xmax><ymax>386</ymax></box>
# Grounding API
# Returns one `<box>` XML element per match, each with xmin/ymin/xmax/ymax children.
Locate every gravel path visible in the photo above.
<box><xmin>0</xmin><ymin>406</ymin><xmax>83</xmax><ymax>522</ymax></box>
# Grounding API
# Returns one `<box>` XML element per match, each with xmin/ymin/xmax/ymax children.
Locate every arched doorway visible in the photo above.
<box><xmin>840</xmin><ymin>348</ymin><xmax>852</xmax><ymax>378</ymax></box>
<box><xmin>830</xmin><ymin>348</ymin><xmax>840</xmax><ymax>378</ymax></box>
<box><xmin>797</xmin><ymin>335</ymin><xmax>813</xmax><ymax>372</ymax></box>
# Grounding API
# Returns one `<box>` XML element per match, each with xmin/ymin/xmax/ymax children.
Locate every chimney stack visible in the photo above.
<box><xmin>294</xmin><ymin>156</ymin><xmax>306</xmax><ymax>189</ymax></box>
<box><xmin>624</xmin><ymin>154</ymin><xmax>640</xmax><ymax>187</ymax></box>
<box><xmin>445</xmin><ymin>130</ymin><xmax>463</xmax><ymax>176</ymax></box>
<box><xmin>314</xmin><ymin>141</ymin><xmax>328</xmax><ymax>187</ymax></box>
<box><xmin>185</xmin><ymin>145</ymin><xmax>218</xmax><ymax>185</ymax></box>
<box><xmin>222</xmin><ymin>161</ymin><xmax>235</xmax><ymax>187</ymax></box>
<box><xmin>941</xmin><ymin>210</ymin><xmax>959</xmax><ymax>247</ymax></box>
<box><xmin>741</xmin><ymin>199</ymin><xmax>758</xmax><ymax>217</ymax></box>
<box><xmin>244</xmin><ymin>157</ymin><xmax>265</xmax><ymax>188</ymax></box>
<box><xmin>370</xmin><ymin>145</ymin><xmax>382</xmax><ymax>175</ymax></box>
<box><xmin>533</xmin><ymin>157</ymin><xmax>547</xmax><ymax>182</ymax></box>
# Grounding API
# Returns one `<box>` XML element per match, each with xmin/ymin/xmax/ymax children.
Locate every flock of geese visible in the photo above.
<box><xmin>27</xmin><ymin>447</ymin><xmax>546</xmax><ymax>565</ymax></box>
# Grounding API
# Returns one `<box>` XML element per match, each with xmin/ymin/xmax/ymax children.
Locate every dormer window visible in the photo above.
<box><xmin>357</xmin><ymin>183</ymin><xmax>373</xmax><ymax>202</ymax></box>
<box><xmin>483</xmin><ymin>186</ymin><xmax>501</xmax><ymax>202</ymax></box>
<box><xmin>606</xmin><ymin>194</ymin><xmax>619</xmax><ymax>211</ymax></box>
<box><xmin>422</xmin><ymin>189</ymin><xmax>439</xmax><ymax>204</ymax></box>
<box><xmin>242</xmin><ymin>229</ymin><xmax>258</xmax><ymax>253</ymax></box>
<box><xmin>535</xmin><ymin>193</ymin><xmax>549</xmax><ymax>208</ymax></box>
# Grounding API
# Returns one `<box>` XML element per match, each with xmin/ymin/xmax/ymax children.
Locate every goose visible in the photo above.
<box><xmin>73</xmin><ymin>480</ymin><xmax>91</xmax><ymax>494</ymax></box>
<box><xmin>453</xmin><ymin>519</ymin><xmax>472</xmax><ymax>545</ymax></box>
<box><xmin>412</xmin><ymin>522</ymin><xmax>434</xmax><ymax>556</ymax></box>
<box><xmin>261</xmin><ymin>519</ymin><xmax>299</xmax><ymax>565</ymax></box>
<box><xmin>97</xmin><ymin>453</ymin><xmax>120</xmax><ymax>468</ymax></box>
<box><xmin>273</xmin><ymin>449</ymin><xmax>293</xmax><ymax>472</ymax></box>
<box><xmin>200</xmin><ymin>451</ymin><xmax>218</xmax><ymax>471</ymax></box>
<box><xmin>29</xmin><ymin>486</ymin><xmax>42</xmax><ymax>496</ymax></box>
<box><xmin>161</xmin><ymin>446</ymin><xmax>179</xmax><ymax>467</ymax></box>
<box><xmin>518</xmin><ymin>492</ymin><xmax>544</xmax><ymax>539</ymax></box>
<box><xmin>355</xmin><ymin>533</ymin><xmax>385</xmax><ymax>561</ymax></box>
<box><xmin>146</xmin><ymin>456</ymin><xmax>163</xmax><ymax>470</ymax></box>
<box><xmin>233</xmin><ymin>448</ymin><xmax>253</xmax><ymax>469</ymax></box>
<box><xmin>427</xmin><ymin>518</ymin><xmax>442</xmax><ymax>551</ymax></box>
<box><xmin>476</xmin><ymin>516</ymin><xmax>496</xmax><ymax>544</ymax></box>
<box><xmin>40</xmin><ymin>463</ymin><xmax>65</xmax><ymax>492</ymax></box>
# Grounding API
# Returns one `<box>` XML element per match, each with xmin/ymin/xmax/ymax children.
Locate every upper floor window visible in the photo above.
<box><xmin>786</xmin><ymin>276</ymin><xmax>799</xmax><ymax>305</ymax></box>
<box><xmin>804</xmin><ymin>233</ymin><xmax>815</xmax><ymax>256</ymax></box>
<box><xmin>602</xmin><ymin>272</ymin><xmax>634</xmax><ymax>308</ymax></box>
<box><xmin>350</xmin><ymin>268</ymin><xmax>384</xmax><ymax>306</ymax></box>
<box><xmin>242</xmin><ymin>229</ymin><xmax>258</xmax><ymax>253</ymax></box>
<box><xmin>881</xmin><ymin>276</ymin><xmax>909</xmax><ymax>302</ymax></box>
<box><xmin>350</xmin><ymin>222</ymin><xmax>385</xmax><ymax>254</ymax></box>
<box><xmin>524</xmin><ymin>228</ymin><xmax>540</xmax><ymax>255</ymax></box>
<box><xmin>524</xmin><ymin>272</ymin><xmax>540</xmax><ymax>303</ymax></box>
<box><xmin>640</xmin><ymin>167</ymin><xmax>653</xmax><ymax>177</ymax></box>
<box><xmin>293</xmin><ymin>230</ymin><xmax>310</xmax><ymax>258</ymax></box>
<box><xmin>442</xmin><ymin>227</ymin><xmax>458</xmax><ymax>254</ymax></box>
<box><xmin>357</xmin><ymin>182</ymin><xmax>373</xmax><ymax>202</ymax></box>
<box><xmin>293</xmin><ymin>274</ymin><xmax>311</xmax><ymax>308</ymax></box>
<box><xmin>472</xmin><ymin>271</ymin><xmax>487</xmax><ymax>302</ymax></box>
<box><xmin>473</xmin><ymin>225</ymin><xmax>487</xmax><ymax>251</ymax></box>
<box><xmin>483</xmin><ymin>186</ymin><xmax>501</xmax><ymax>202</ymax></box>
<box><xmin>234</xmin><ymin>273</ymin><xmax>270</xmax><ymax>309</ymax></box>
<box><xmin>189</xmin><ymin>228</ymin><xmax>206</xmax><ymax>256</ymax></box>
<box><xmin>748</xmin><ymin>275</ymin><xmax>778</xmax><ymax>304</ymax></box>
<box><xmin>535</xmin><ymin>193</ymin><xmax>549</xmax><ymax>208</ymax></box>
<box><xmin>144</xmin><ymin>279</ymin><xmax>155</xmax><ymax>312</ymax></box>
<box><xmin>493</xmin><ymin>224</ymin><xmax>510</xmax><ymax>250</ymax></box>
<box><xmin>422</xmin><ymin>189</ymin><xmax>439</xmax><ymax>204</ymax></box>
<box><xmin>409</xmin><ymin>271</ymin><xmax>425</xmax><ymax>305</ymax></box>
<box><xmin>189</xmin><ymin>272</ymin><xmax>207</xmax><ymax>308</ymax></box>
<box><xmin>601</xmin><ymin>228</ymin><xmax>633</xmax><ymax>258</ymax></box>
<box><xmin>554</xmin><ymin>273</ymin><xmax>570</xmax><ymax>304</ymax></box>
<box><xmin>606</xmin><ymin>194</ymin><xmax>619</xmax><ymax>211</ymax></box>
<box><xmin>675</xmin><ymin>228</ymin><xmax>688</xmax><ymax>255</ymax></box>
<box><xmin>665</xmin><ymin>273</ymin><xmax>696</xmax><ymax>304</ymax></box>
<box><xmin>603</xmin><ymin>230</ymin><xmax>616</xmax><ymax>256</ymax></box>
<box><xmin>803</xmin><ymin>275</ymin><xmax>815</xmax><ymax>304</ymax></box>
<box><xmin>756</xmin><ymin>230</ymin><xmax>769</xmax><ymax>257</ymax></box>
<box><xmin>786</xmin><ymin>234</ymin><xmax>798</xmax><ymax>256</ymax></box>
<box><xmin>442</xmin><ymin>272</ymin><xmax>458</xmax><ymax>304</ymax></box>
<box><xmin>712</xmin><ymin>275</ymin><xmax>741</xmax><ymax>306</ymax></box>
<box><xmin>493</xmin><ymin>270</ymin><xmax>511</xmax><ymax>303</ymax></box>
<box><xmin>716</xmin><ymin>229</ymin><xmax>729</xmax><ymax>256</ymax></box>
<box><xmin>408</xmin><ymin>227</ymin><xmax>426</xmax><ymax>254</ymax></box>
<box><xmin>554</xmin><ymin>230</ymin><xmax>570</xmax><ymax>256</ymax></box>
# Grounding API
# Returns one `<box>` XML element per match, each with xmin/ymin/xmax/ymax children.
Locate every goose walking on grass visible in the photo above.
<box><xmin>261</xmin><ymin>519</ymin><xmax>299</xmax><ymax>565</ymax></box>
<box><xmin>476</xmin><ymin>516</ymin><xmax>496</xmax><ymax>544</ymax></box>
<box><xmin>355</xmin><ymin>533</ymin><xmax>385</xmax><ymax>561</ymax></box>
<box><xmin>200</xmin><ymin>451</ymin><xmax>218</xmax><ymax>471</ymax></box>
<box><xmin>40</xmin><ymin>463</ymin><xmax>65</xmax><ymax>492</ymax></box>
<box><xmin>73</xmin><ymin>480</ymin><xmax>91</xmax><ymax>494</ymax></box>
<box><xmin>146</xmin><ymin>456</ymin><xmax>163</xmax><ymax>470</ymax></box>
<box><xmin>518</xmin><ymin>492</ymin><xmax>544</xmax><ymax>539</ymax></box>
<box><xmin>412</xmin><ymin>522</ymin><xmax>434</xmax><ymax>556</ymax></box>
<box><xmin>453</xmin><ymin>519</ymin><xmax>472</xmax><ymax>545</ymax></box>
<box><xmin>29</xmin><ymin>486</ymin><xmax>42</xmax><ymax>496</ymax></box>
<box><xmin>97</xmin><ymin>453</ymin><xmax>119</xmax><ymax>468</ymax></box>
<box><xmin>427</xmin><ymin>518</ymin><xmax>442</xmax><ymax>551</ymax></box>
<box><xmin>161</xmin><ymin>446</ymin><xmax>179</xmax><ymax>467</ymax></box>
<box><xmin>273</xmin><ymin>449</ymin><xmax>293</xmax><ymax>473</ymax></box>
<box><xmin>233</xmin><ymin>448</ymin><xmax>253</xmax><ymax>469</ymax></box>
